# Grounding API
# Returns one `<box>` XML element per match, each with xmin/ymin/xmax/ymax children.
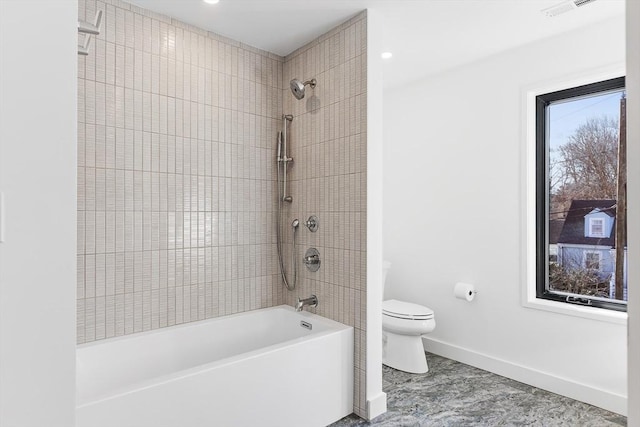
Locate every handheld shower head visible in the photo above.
<box><xmin>289</xmin><ymin>78</ymin><xmax>316</xmax><ymax>100</ymax></box>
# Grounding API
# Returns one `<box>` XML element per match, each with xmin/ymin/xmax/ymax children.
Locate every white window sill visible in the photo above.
<box><xmin>523</xmin><ymin>297</ymin><xmax>627</xmax><ymax>325</ymax></box>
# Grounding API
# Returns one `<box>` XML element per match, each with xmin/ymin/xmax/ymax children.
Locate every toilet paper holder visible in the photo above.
<box><xmin>454</xmin><ymin>282</ymin><xmax>476</xmax><ymax>302</ymax></box>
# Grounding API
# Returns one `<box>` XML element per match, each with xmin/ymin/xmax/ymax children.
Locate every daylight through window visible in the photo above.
<box><xmin>536</xmin><ymin>77</ymin><xmax>627</xmax><ymax>311</ymax></box>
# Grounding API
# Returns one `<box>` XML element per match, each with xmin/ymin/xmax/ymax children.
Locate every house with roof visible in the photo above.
<box><xmin>556</xmin><ymin>199</ymin><xmax>627</xmax><ymax>300</ymax></box>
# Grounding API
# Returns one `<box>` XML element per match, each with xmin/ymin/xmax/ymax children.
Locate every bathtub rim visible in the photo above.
<box><xmin>76</xmin><ymin>304</ymin><xmax>353</xmax><ymax>407</ymax></box>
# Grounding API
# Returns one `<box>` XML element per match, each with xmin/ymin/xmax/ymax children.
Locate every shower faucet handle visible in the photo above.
<box><xmin>303</xmin><ymin>248</ymin><xmax>321</xmax><ymax>272</ymax></box>
<box><xmin>304</xmin><ymin>254</ymin><xmax>319</xmax><ymax>264</ymax></box>
<box><xmin>304</xmin><ymin>215</ymin><xmax>319</xmax><ymax>232</ymax></box>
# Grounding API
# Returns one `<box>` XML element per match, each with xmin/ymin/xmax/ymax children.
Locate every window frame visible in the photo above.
<box><xmin>535</xmin><ymin>76</ymin><xmax>626</xmax><ymax>312</ymax></box>
<box><xmin>584</xmin><ymin>250</ymin><xmax>602</xmax><ymax>271</ymax></box>
<box><xmin>588</xmin><ymin>217</ymin><xmax>605</xmax><ymax>238</ymax></box>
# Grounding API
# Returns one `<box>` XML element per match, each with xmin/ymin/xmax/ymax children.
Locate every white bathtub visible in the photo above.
<box><xmin>76</xmin><ymin>305</ymin><xmax>354</xmax><ymax>427</ymax></box>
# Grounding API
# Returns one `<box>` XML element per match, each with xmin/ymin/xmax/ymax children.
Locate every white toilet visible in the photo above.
<box><xmin>382</xmin><ymin>261</ymin><xmax>436</xmax><ymax>374</ymax></box>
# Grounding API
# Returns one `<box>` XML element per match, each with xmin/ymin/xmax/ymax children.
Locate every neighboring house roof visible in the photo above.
<box><xmin>587</xmin><ymin>207</ymin><xmax>615</xmax><ymax>217</ymax></box>
<box><xmin>558</xmin><ymin>199</ymin><xmax>616</xmax><ymax>247</ymax></box>
<box><xmin>548</xmin><ymin>219</ymin><xmax>564</xmax><ymax>245</ymax></box>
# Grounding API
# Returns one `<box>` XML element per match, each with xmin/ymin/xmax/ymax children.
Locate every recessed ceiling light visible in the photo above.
<box><xmin>203</xmin><ymin>0</ymin><xmax>220</xmax><ymax>4</ymax></box>
<box><xmin>381</xmin><ymin>52</ymin><xmax>393</xmax><ymax>59</ymax></box>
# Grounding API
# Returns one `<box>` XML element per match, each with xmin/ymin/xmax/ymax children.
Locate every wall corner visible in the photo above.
<box><xmin>365</xmin><ymin>7</ymin><xmax>386</xmax><ymax>420</ymax></box>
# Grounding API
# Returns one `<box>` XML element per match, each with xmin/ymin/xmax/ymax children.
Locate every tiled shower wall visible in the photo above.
<box><xmin>77</xmin><ymin>0</ymin><xmax>285</xmax><ymax>343</ymax></box>
<box><xmin>282</xmin><ymin>12</ymin><xmax>368</xmax><ymax>417</ymax></box>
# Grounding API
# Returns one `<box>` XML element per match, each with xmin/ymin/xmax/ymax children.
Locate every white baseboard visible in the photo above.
<box><xmin>366</xmin><ymin>391</ymin><xmax>387</xmax><ymax>421</ymax></box>
<box><xmin>422</xmin><ymin>337</ymin><xmax>627</xmax><ymax>416</ymax></box>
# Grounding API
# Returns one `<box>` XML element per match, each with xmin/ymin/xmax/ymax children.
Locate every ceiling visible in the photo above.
<box><xmin>123</xmin><ymin>0</ymin><xmax>625</xmax><ymax>89</ymax></box>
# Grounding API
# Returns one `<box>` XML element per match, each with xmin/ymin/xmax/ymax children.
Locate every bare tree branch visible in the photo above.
<box><xmin>550</xmin><ymin>115</ymin><xmax>618</xmax><ymax>217</ymax></box>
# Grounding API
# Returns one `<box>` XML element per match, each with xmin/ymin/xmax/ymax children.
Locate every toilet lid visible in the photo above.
<box><xmin>382</xmin><ymin>299</ymin><xmax>434</xmax><ymax>320</ymax></box>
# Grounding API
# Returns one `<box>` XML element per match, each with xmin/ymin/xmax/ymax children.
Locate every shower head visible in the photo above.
<box><xmin>289</xmin><ymin>78</ymin><xmax>316</xmax><ymax>100</ymax></box>
<box><xmin>290</xmin><ymin>79</ymin><xmax>305</xmax><ymax>100</ymax></box>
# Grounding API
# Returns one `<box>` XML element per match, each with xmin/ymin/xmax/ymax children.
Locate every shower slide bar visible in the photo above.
<box><xmin>278</xmin><ymin>114</ymin><xmax>294</xmax><ymax>203</ymax></box>
<box><xmin>78</xmin><ymin>10</ymin><xmax>102</xmax><ymax>56</ymax></box>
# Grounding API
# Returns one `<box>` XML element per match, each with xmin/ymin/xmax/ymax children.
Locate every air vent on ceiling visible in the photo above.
<box><xmin>574</xmin><ymin>0</ymin><xmax>597</xmax><ymax>6</ymax></box>
<box><xmin>541</xmin><ymin>0</ymin><xmax>598</xmax><ymax>17</ymax></box>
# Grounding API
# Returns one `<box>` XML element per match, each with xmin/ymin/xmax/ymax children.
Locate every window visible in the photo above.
<box><xmin>589</xmin><ymin>218</ymin><xmax>605</xmax><ymax>237</ymax></box>
<box><xmin>536</xmin><ymin>77</ymin><xmax>627</xmax><ymax>311</ymax></box>
<box><xmin>584</xmin><ymin>251</ymin><xmax>601</xmax><ymax>270</ymax></box>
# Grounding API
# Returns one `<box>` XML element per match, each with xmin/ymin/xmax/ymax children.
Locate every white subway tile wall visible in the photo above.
<box><xmin>78</xmin><ymin>0</ymin><xmax>285</xmax><ymax>343</ymax></box>
<box><xmin>78</xmin><ymin>0</ymin><xmax>367</xmax><ymax>418</ymax></box>
<box><xmin>282</xmin><ymin>12</ymin><xmax>368</xmax><ymax>417</ymax></box>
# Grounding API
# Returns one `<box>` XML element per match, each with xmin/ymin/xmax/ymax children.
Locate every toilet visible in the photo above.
<box><xmin>382</xmin><ymin>261</ymin><xmax>436</xmax><ymax>374</ymax></box>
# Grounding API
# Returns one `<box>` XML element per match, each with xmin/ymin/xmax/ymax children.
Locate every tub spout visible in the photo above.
<box><xmin>295</xmin><ymin>295</ymin><xmax>318</xmax><ymax>312</ymax></box>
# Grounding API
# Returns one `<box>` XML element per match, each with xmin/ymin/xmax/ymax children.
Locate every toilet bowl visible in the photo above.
<box><xmin>382</xmin><ymin>261</ymin><xmax>436</xmax><ymax>374</ymax></box>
